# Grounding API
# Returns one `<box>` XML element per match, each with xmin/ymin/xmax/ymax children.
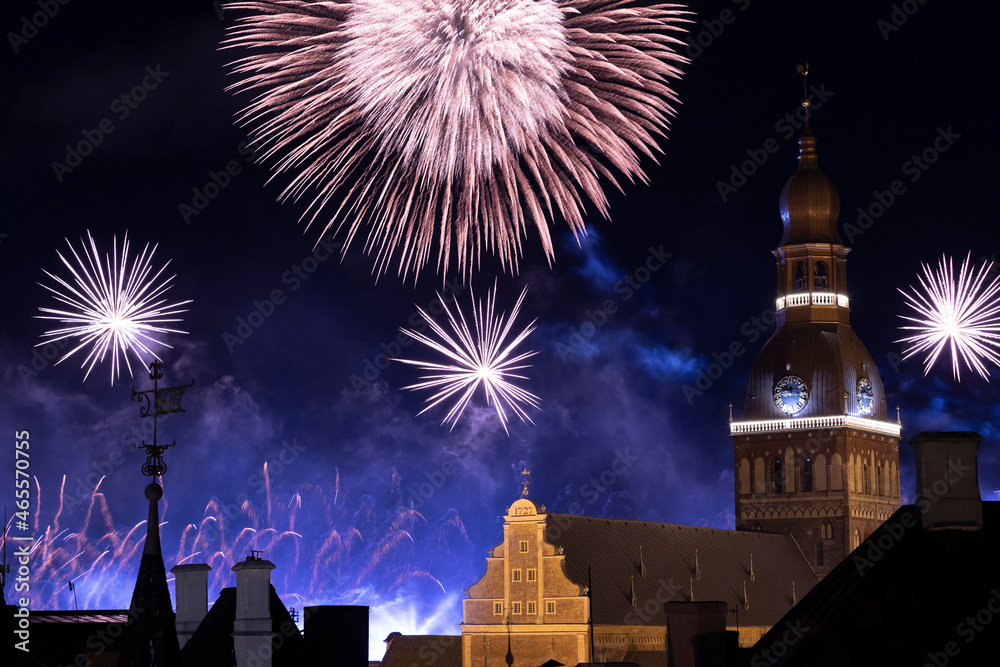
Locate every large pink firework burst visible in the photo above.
<box><xmin>223</xmin><ymin>0</ymin><xmax>689</xmax><ymax>279</ymax></box>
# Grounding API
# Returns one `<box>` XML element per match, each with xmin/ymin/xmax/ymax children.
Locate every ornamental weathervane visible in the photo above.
<box><xmin>131</xmin><ymin>360</ymin><xmax>194</xmax><ymax>477</ymax></box>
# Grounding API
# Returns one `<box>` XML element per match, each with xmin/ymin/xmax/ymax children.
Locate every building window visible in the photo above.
<box><xmin>803</xmin><ymin>458</ymin><xmax>813</xmax><ymax>492</ymax></box>
<box><xmin>546</xmin><ymin>601</ymin><xmax>556</xmax><ymax>614</ymax></box>
<box><xmin>820</xmin><ymin>521</ymin><xmax>833</xmax><ymax>540</ymax></box>
<box><xmin>494</xmin><ymin>602</ymin><xmax>503</xmax><ymax>615</ymax></box>
<box><xmin>527</xmin><ymin>569</ymin><xmax>536</xmax><ymax>582</ymax></box>
<box><xmin>519</xmin><ymin>540</ymin><xmax>529</xmax><ymax>553</ymax></box>
<box><xmin>512</xmin><ymin>602</ymin><xmax>522</xmax><ymax>615</ymax></box>
<box><xmin>774</xmin><ymin>458</ymin><xmax>784</xmax><ymax>494</ymax></box>
<box><xmin>816</xmin><ymin>543</ymin><xmax>824</xmax><ymax>566</ymax></box>
<box><xmin>853</xmin><ymin>530</ymin><xmax>861</xmax><ymax>550</ymax></box>
<box><xmin>527</xmin><ymin>602</ymin><xmax>536</xmax><ymax>615</ymax></box>
<box><xmin>813</xmin><ymin>261</ymin><xmax>828</xmax><ymax>291</ymax></box>
<box><xmin>794</xmin><ymin>262</ymin><xmax>806</xmax><ymax>292</ymax></box>
<box><xmin>863</xmin><ymin>462</ymin><xmax>870</xmax><ymax>495</ymax></box>
<box><xmin>512</xmin><ymin>569</ymin><xmax>521</xmax><ymax>582</ymax></box>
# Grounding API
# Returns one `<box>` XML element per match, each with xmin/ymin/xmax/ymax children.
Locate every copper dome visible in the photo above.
<box><xmin>743</xmin><ymin>322</ymin><xmax>886</xmax><ymax>422</ymax></box>
<box><xmin>779</xmin><ymin>131</ymin><xmax>842</xmax><ymax>246</ymax></box>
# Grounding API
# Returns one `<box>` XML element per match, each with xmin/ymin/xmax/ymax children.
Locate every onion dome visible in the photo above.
<box><xmin>779</xmin><ymin>118</ymin><xmax>842</xmax><ymax>246</ymax></box>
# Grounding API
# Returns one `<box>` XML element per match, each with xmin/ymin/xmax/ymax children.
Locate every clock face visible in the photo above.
<box><xmin>857</xmin><ymin>377</ymin><xmax>874</xmax><ymax>416</ymax></box>
<box><xmin>774</xmin><ymin>375</ymin><xmax>808</xmax><ymax>415</ymax></box>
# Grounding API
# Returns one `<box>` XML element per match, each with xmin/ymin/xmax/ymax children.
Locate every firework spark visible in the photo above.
<box><xmin>396</xmin><ymin>283</ymin><xmax>540</xmax><ymax>433</ymax></box>
<box><xmin>36</xmin><ymin>231</ymin><xmax>191</xmax><ymax>384</ymax></box>
<box><xmin>897</xmin><ymin>253</ymin><xmax>1000</xmax><ymax>381</ymax></box>
<box><xmin>223</xmin><ymin>0</ymin><xmax>689</xmax><ymax>279</ymax></box>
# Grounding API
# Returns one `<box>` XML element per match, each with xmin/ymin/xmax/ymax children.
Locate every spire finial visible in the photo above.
<box><xmin>520</xmin><ymin>467</ymin><xmax>530</xmax><ymax>498</ymax></box>
<box><xmin>796</xmin><ymin>63</ymin><xmax>811</xmax><ymax>132</ymax></box>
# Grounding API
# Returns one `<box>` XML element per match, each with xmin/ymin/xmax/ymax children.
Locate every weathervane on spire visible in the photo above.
<box><xmin>520</xmin><ymin>467</ymin><xmax>530</xmax><ymax>498</ymax></box>
<box><xmin>131</xmin><ymin>360</ymin><xmax>194</xmax><ymax>477</ymax></box>
<box><xmin>797</xmin><ymin>63</ymin><xmax>811</xmax><ymax>126</ymax></box>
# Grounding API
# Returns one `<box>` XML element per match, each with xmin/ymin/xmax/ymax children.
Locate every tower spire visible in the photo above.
<box><xmin>797</xmin><ymin>63</ymin><xmax>811</xmax><ymax>134</ymax></box>
<box><xmin>120</xmin><ymin>360</ymin><xmax>193</xmax><ymax>667</ymax></box>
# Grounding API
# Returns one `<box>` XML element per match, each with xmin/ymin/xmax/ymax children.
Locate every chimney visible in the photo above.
<box><xmin>909</xmin><ymin>431</ymin><xmax>983</xmax><ymax>530</ymax></box>
<box><xmin>665</xmin><ymin>601</ymin><xmax>736</xmax><ymax>667</ymax></box>
<box><xmin>170</xmin><ymin>563</ymin><xmax>212</xmax><ymax>649</ymax></box>
<box><xmin>232</xmin><ymin>554</ymin><xmax>276</xmax><ymax>667</ymax></box>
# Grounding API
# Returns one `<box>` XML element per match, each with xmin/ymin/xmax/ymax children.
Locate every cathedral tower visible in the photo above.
<box><xmin>730</xmin><ymin>98</ymin><xmax>901</xmax><ymax>578</ymax></box>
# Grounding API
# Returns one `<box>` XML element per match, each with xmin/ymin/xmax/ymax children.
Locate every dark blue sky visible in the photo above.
<box><xmin>2</xmin><ymin>0</ymin><xmax>997</xmax><ymax>653</ymax></box>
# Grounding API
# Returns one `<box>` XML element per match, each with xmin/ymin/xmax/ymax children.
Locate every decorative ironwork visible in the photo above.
<box><xmin>131</xmin><ymin>360</ymin><xmax>194</xmax><ymax>478</ymax></box>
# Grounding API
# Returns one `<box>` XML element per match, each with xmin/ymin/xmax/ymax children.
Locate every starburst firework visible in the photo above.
<box><xmin>223</xmin><ymin>0</ymin><xmax>689</xmax><ymax>279</ymax></box>
<box><xmin>897</xmin><ymin>253</ymin><xmax>1000</xmax><ymax>381</ymax></box>
<box><xmin>396</xmin><ymin>284</ymin><xmax>540</xmax><ymax>432</ymax></box>
<box><xmin>36</xmin><ymin>231</ymin><xmax>191</xmax><ymax>384</ymax></box>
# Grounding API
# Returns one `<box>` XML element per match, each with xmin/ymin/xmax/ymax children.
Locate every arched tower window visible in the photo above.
<box><xmin>739</xmin><ymin>459</ymin><xmax>750</xmax><ymax>495</ymax></box>
<box><xmin>774</xmin><ymin>458</ymin><xmax>784</xmax><ymax>493</ymax></box>
<box><xmin>876</xmin><ymin>464</ymin><xmax>883</xmax><ymax>496</ymax></box>
<box><xmin>816</xmin><ymin>543</ymin><xmax>824</xmax><ymax>566</ymax></box>
<box><xmin>820</xmin><ymin>520</ymin><xmax>833</xmax><ymax>540</ymax></box>
<box><xmin>794</xmin><ymin>262</ymin><xmax>806</xmax><ymax>292</ymax></box>
<box><xmin>803</xmin><ymin>458</ymin><xmax>813</xmax><ymax>492</ymax></box>
<box><xmin>853</xmin><ymin>529</ymin><xmax>861</xmax><ymax>550</ymax></box>
<box><xmin>813</xmin><ymin>261</ymin><xmax>828</xmax><ymax>291</ymax></box>
<box><xmin>862</xmin><ymin>462</ymin><xmax>870</xmax><ymax>494</ymax></box>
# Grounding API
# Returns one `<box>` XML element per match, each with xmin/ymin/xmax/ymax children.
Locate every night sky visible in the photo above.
<box><xmin>2</xmin><ymin>0</ymin><xmax>998</xmax><ymax>657</ymax></box>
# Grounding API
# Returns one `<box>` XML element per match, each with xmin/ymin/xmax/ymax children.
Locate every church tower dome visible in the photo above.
<box><xmin>778</xmin><ymin>125</ymin><xmax>842</xmax><ymax>246</ymax></box>
<box><xmin>730</xmin><ymin>68</ymin><xmax>900</xmax><ymax>579</ymax></box>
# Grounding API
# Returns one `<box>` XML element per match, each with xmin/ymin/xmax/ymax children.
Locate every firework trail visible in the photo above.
<box><xmin>395</xmin><ymin>283</ymin><xmax>540</xmax><ymax>433</ymax></box>
<box><xmin>223</xmin><ymin>0</ymin><xmax>689</xmax><ymax>279</ymax></box>
<box><xmin>26</xmin><ymin>466</ymin><xmax>464</xmax><ymax>617</ymax></box>
<box><xmin>36</xmin><ymin>231</ymin><xmax>191</xmax><ymax>384</ymax></box>
<box><xmin>897</xmin><ymin>253</ymin><xmax>1000</xmax><ymax>381</ymax></box>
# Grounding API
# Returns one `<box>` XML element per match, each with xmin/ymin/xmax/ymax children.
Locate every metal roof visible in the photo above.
<box><xmin>544</xmin><ymin>515</ymin><xmax>818</xmax><ymax>629</ymax></box>
<box><xmin>380</xmin><ymin>634</ymin><xmax>462</xmax><ymax>667</ymax></box>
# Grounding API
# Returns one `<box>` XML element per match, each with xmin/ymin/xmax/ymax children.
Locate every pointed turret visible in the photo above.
<box><xmin>119</xmin><ymin>483</ymin><xmax>182</xmax><ymax>666</ymax></box>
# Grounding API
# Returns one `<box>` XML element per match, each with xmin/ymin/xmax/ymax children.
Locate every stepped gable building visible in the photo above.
<box><xmin>730</xmin><ymin>110</ymin><xmax>902</xmax><ymax>577</ymax></box>
<box><xmin>461</xmin><ymin>497</ymin><xmax>818</xmax><ymax>667</ymax></box>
